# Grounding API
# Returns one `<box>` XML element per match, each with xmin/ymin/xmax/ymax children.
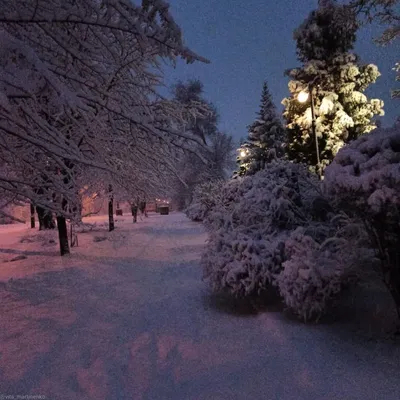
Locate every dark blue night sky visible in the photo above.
<box><xmin>164</xmin><ymin>0</ymin><xmax>399</xmax><ymax>142</ymax></box>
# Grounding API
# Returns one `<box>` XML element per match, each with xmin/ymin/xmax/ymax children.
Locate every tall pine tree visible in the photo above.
<box><xmin>282</xmin><ymin>0</ymin><xmax>384</xmax><ymax>174</ymax></box>
<box><xmin>238</xmin><ymin>82</ymin><xmax>284</xmax><ymax>175</ymax></box>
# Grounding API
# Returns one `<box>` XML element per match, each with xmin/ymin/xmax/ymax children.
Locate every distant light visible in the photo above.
<box><xmin>297</xmin><ymin>91</ymin><xmax>309</xmax><ymax>103</ymax></box>
<box><xmin>240</xmin><ymin>150</ymin><xmax>246</xmax><ymax>158</ymax></box>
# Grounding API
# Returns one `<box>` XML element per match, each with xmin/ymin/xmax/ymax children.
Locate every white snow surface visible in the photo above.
<box><xmin>0</xmin><ymin>212</ymin><xmax>399</xmax><ymax>400</ymax></box>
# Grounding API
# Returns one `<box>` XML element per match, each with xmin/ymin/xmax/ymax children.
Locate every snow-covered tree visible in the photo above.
<box><xmin>296</xmin><ymin>0</ymin><xmax>358</xmax><ymax>62</ymax></box>
<box><xmin>324</xmin><ymin>122</ymin><xmax>400</xmax><ymax>319</ymax></box>
<box><xmin>172</xmin><ymin>80</ymin><xmax>218</xmax><ymax>143</ymax></box>
<box><xmin>351</xmin><ymin>0</ymin><xmax>399</xmax><ymax>45</ymax></box>
<box><xmin>244</xmin><ymin>82</ymin><xmax>285</xmax><ymax>172</ymax></box>
<box><xmin>207</xmin><ymin>132</ymin><xmax>236</xmax><ymax>179</ymax></box>
<box><xmin>174</xmin><ymin>129</ymin><xmax>235</xmax><ymax>209</ymax></box>
<box><xmin>394</xmin><ymin>62</ymin><xmax>400</xmax><ymax>99</ymax></box>
<box><xmin>0</xmin><ymin>0</ymin><xmax>207</xmax><ymax>254</ymax></box>
<box><xmin>185</xmin><ymin>180</ymin><xmax>224</xmax><ymax>222</ymax></box>
<box><xmin>351</xmin><ymin>0</ymin><xmax>400</xmax><ymax>98</ymax></box>
<box><xmin>282</xmin><ymin>0</ymin><xmax>384</xmax><ymax>174</ymax></box>
<box><xmin>170</xmin><ymin>80</ymin><xmax>235</xmax><ymax>209</ymax></box>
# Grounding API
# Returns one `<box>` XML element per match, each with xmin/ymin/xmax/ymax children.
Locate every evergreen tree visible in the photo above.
<box><xmin>282</xmin><ymin>0</ymin><xmax>384</xmax><ymax>174</ymax></box>
<box><xmin>246</xmin><ymin>82</ymin><xmax>285</xmax><ymax>170</ymax></box>
<box><xmin>295</xmin><ymin>0</ymin><xmax>357</xmax><ymax>63</ymax></box>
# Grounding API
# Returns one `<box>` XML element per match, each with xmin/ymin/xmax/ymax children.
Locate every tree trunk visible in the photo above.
<box><xmin>373</xmin><ymin>217</ymin><xmax>400</xmax><ymax>321</ymax></box>
<box><xmin>108</xmin><ymin>185</ymin><xmax>115</xmax><ymax>232</ymax></box>
<box><xmin>131</xmin><ymin>204</ymin><xmax>138</xmax><ymax>223</ymax></box>
<box><xmin>44</xmin><ymin>212</ymin><xmax>55</xmax><ymax>229</ymax></box>
<box><xmin>383</xmin><ymin>249</ymin><xmax>400</xmax><ymax>321</ymax></box>
<box><xmin>37</xmin><ymin>206</ymin><xmax>44</xmax><ymax>230</ymax></box>
<box><xmin>30</xmin><ymin>203</ymin><xmax>35</xmax><ymax>228</ymax></box>
<box><xmin>36</xmin><ymin>206</ymin><xmax>55</xmax><ymax>230</ymax></box>
<box><xmin>71</xmin><ymin>201</ymin><xmax>83</xmax><ymax>224</ymax></box>
<box><xmin>57</xmin><ymin>216</ymin><xmax>70</xmax><ymax>256</ymax></box>
<box><xmin>386</xmin><ymin>275</ymin><xmax>400</xmax><ymax>321</ymax></box>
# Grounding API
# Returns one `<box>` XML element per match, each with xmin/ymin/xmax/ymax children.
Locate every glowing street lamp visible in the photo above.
<box><xmin>240</xmin><ymin>150</ymin><xmax>246</xmax><ymax>158</ymax></box>
<box><xmin>297</xmin><ymin>85</ymin><xmax>322</xmax><ymax>180</ymax></box>
<box><xmin>297</xmin><ymin>90</ymin><xmax>309</xmax><ymax>103</ymax></box>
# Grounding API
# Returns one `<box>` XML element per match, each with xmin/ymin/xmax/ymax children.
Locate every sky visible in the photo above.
<box><xmin>163</xmin><ymin>0</ymin><xmax>399</xmax><ymax>142</ymax></box>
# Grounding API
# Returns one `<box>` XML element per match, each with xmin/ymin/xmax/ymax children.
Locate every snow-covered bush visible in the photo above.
<box><xmin>277</xmin><ymin>223</ymin><xmax>363</xmax><ymax>321</ymax></box>
<box><xmin>202</xmin><ymin>228</ymin><xmax>287</xmax><ymax>297</ymax></box>
<box><xmin>202</xmin><ymin>160</ymin><xmax>367</xmax><ymax>320</ymax></box>
<box><xmin>324</xmin><ymin>124</ymin><xmax>400</xmax><ymax>319</ymax></box>
<box><xmin>202</xmin><ymin>161</ymin><xmax>320</xmax><ymax>297</ymax></box>
<box><xmin>186</xmin><ymin>180</ymin><xmax>224</xmax><ymax>222</ymax></box>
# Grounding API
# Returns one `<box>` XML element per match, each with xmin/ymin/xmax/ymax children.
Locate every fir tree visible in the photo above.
<box><xmin>237</xmin><ymin>82</ymin><xmax>284</xmax><ymax>176</ymax></box>
<box><xmin>282</xmin><ymin>0</ymin><xmax>384</xmax><ymax>174</ymax></box>
<box><xmin>247</xmin><ymin>82</ymin><xmax>285</xmax><ymax>170</ymax></box>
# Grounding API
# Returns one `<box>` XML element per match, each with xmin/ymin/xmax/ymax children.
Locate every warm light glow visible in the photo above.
<box><xmin>240</xmin><ymin>150</ymin><xmax>246</xmax><ymax>158</ymax></box>
<box><xmin>297</xmin><ymin>90</ymin><xmax>309</xmax><ymax>103</ymax></box>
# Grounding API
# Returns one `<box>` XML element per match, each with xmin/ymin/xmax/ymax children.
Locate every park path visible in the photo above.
<box><xmin>0</xmin><ymin>213</ymin><xmax>400</xmax><ymax>400</ymax></box>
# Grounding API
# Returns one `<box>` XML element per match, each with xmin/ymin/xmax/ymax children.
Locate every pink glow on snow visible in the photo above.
<box><xmin>0</xmin><ymin>213</ymin><xmax>399</xmax><ymax>399</ymax></box>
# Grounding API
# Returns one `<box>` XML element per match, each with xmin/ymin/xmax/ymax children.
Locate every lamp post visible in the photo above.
<box><xmin>237</xmin><ymin>146</ymin><xmax>250</xmax><ymax>176</ymax></box>
<box><xmin>297</xmin><ymin>84</ymin><xmax>322</xmax><ymax>180</ymax></box>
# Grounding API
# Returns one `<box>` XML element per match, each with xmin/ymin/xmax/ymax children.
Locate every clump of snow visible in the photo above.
<box><xmin>319</xmin><ymin>94</ymin><xmax>336</xmax><ymax>115</ymax></box>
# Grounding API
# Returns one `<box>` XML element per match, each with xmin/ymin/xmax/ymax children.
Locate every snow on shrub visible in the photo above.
<box><xmin>324</xmin><ymin>123</ymin><xmax>400</xmax><ymax>318</ymax></box>
<box><xmin>74</xmin><ymin>222</ymin><xmax>108</xmax><ymax>233</ymax></box>
<box><xmin>277</xmin><ymin>225</ymin><xmax>362</xmax><ymax>321</ymax></box>
<box><xmin>186</xmin><ymin>180</ymin><xmax>224</xmax><ymax>222</ymax></box>
<box><xmin>202</xmin><ymin>161</ymin><xmax>321</xmax><ymax>298</ymax></box>
<box><xmin>202</xmin><ymin>159</ymin><xmax>368</xmax><ymax>320</ymax></box>
<box><xmin>20</xmin><ymin>230</ymin><xmax>58</xmax><ymax>246</ymax></box>
<box><xmin>202</xmin><ymin>229</ymin><xmax>286</xmax><ymax>296</ymax></box>
<box><xmin>324</xmin><ymin>124</ymin><xmax>400</xmax><ymax>214</ymax></box>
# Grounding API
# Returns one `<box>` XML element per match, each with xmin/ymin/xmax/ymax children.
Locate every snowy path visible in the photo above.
<box><xmin>0</xmin><ymin>213</ymin><xmax>399</xmax><ymax>400</ymax></box>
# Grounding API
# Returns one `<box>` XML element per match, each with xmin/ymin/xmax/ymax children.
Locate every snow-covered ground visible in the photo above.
<box><xmin>0</xmin><ymin>212</ymin><xmax>399</xmax><ymax>400</ymax></box>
